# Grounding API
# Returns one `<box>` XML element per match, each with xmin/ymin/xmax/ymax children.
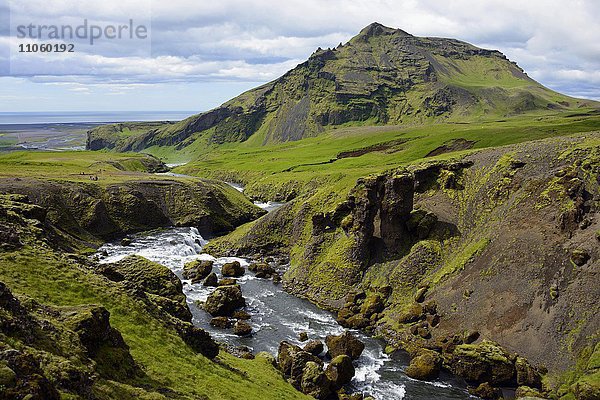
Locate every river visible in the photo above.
<box><xmin>95</xmin><ymin>224</ymin><xmax>474</xmax><ymax>400</ymax></box>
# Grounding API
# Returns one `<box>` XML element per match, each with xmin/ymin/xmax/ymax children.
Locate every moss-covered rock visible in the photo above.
<box><xmin>301</xmin><ymin>361</ymin><xmax>332</xmax><ymax>399</ymax></box>
<box><xmin>515</xmin><ymin>385</ymin><xmax>545</xmax><ymax>398</ymax></box>
<box><xmin>304</xmin><ymin>340</ymin><xmax>324</xmax><ymax>356</ymax></box>
<box><xmin>222</xmin><ymin>261</ymin><xmax>245</xmax><ymax>277</ymax></box>
<box><xmin>468</xmin><ymin>382</ymin><xmax>502</xmax><ymax>399</ymax></box>
<box><xmin>570</xmin><ymin>370</ymin><xmax>600</xmax><ymax>400</ymax></box>
<box><xmin>445</xmin><ymin>340</ymin><xmax>515</xmax><ymax>385</ymax></box>
<box><xmin>515</xmin><ymin>356</ymin><xmax>542</xmax><ymax>389</ymax></box>
<box><xmin>233</xmin><ymin>320</ymin><xmax>252</xmax><ymax>336</ymax></box>
<box><xmin>183</xmin><ymin>259</ymin><xmax>213</xmax><ymax>283</ymax></box>
<box><xmin>405</xmin><ymin>349</ymin><xmax>442</xmax><ymax>381</ymax></box>
<box><xmin>102</xmin><ymin>255</ymin><xmax>192</xmax><ymax>322</ymax></box>
<box><xmin>325</xmin><ymin>354</ymin><xmax>355</xmax><ymax>389</ymax></box>
<box><xmin>326</xmin><ymin>331</ymin><xmax>365</xmax><ymax>360</ymax></box>
<box><xmin>204</xmin><ymin>285</ymin><xmax>245</xmax><ymax>316</ymax></box>
<box><xmin>202</xmin><ymin>272</ymin><xmax>218</xmax><ymax>287</ymax></box>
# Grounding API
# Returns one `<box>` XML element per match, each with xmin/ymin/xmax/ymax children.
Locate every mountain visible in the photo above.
<box><xmin>87</xmin><ymin>22</ymin><xmax>594</xmax><ymax>152</ymax></box>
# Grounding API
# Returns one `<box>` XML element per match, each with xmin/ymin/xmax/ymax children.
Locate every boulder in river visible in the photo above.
<box><xmin>183</xmin><ymin>259</ymin><xmax>213</xmax><ymax>283</ymax></box>
<box><xmin>233</xmin><ymin>321</ymin><xmax>252</xmax><ymax>336</ymax></box>
<box><xmin>210</xmin><ymin>316</ymin><xmax>231</xmax><ymax>328</ymax></box>
<box><xmin>301</xmin><ymin>361</ymin><xmax>332</xmax><ymax>399</ymax></box>
<box><xmin>304</xmin><ymin>340</ymin><xmax>324</xmax><ymax>356</ymax></box>
<box><xmin>249</xmin><ymin>262</ymin><xmax>276</xmax><ymax>278</ymax></box>
<box><xmin>299</xmin><ymin>332</ymin><xmax>309</xmax><ymax>342</ymax></box>
<box><xmin>277</xmin><ymin>341</ymin><xmax>323</xmax><ymax>388</ymax></box>
<box><xmin>325</xmin><ymin>354</ymin><xmax>355</xmax><ymax>389</ymax></box>
<box><xmin>202</xmin><ymin>272</ymin><xmax>218</xmax><ymax>287</ymax></box>
<box><xmin>405</xmin><ymin>349</ymin><xmax>442</xmax><ymax>381</ymax></box>
<box><xmin>204</xmin><ymin>285</ymin><xmax>246</xmax><ymax>316</ymax></box>
<box><xmin>325</xmin><ymin>331</ymin><xmax>365</xmax><ymax>360</ymax></box>
<box><xmin>222</xmin><ymin>261</ymin><xmax>245</xmax><ymax>277</ymax></box>
<box><xmin>289</xmin><ymin>351</ymin><xmax>323</xmax><ymax>389</ymax></box>
<box><xmin>218</xmin><ymin>278</ymin><xmax>238</xmax><ymax>286</ymax></box>
<box><xmin>278</xmin><ymin>341</ymin><xmax>304</xmax><ymax>375</ymax></box>
<box><xmin>232</xmin><ymin>310</ymin><xmax>251</xmax><ymax>320</ymax></box>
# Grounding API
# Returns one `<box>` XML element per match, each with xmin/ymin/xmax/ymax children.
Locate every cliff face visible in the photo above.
<box><xmin>86</xmin><ymin>23</ymin><xmax>592</xmax><ymax>152</ymax></box>
<box><xmin>206</xmin><ymin>132</ymin><xmax>600</xmax><ymax>386</ymax></box>
<box><xmin>0</xmin><ymin>177</ymin><xmax>264</xmax><ymax>247</ymax></box>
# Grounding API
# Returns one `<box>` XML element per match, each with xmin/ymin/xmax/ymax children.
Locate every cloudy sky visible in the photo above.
<box><xmin>0</xmin><ymin>0</ymin><xmax>598</xmax><ymax>112</ymax></box>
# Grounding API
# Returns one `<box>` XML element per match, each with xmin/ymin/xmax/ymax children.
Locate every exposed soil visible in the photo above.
<box><xmin>425</xmin><ymin>138</ymin><xmax>475</xmax><ymax>157</ymax></box>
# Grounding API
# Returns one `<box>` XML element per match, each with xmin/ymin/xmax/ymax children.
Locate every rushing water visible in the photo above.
<box><xmin>95</xmin><ymin>226</ymin><xmax>474</xmax><ymax>400</ymax></box>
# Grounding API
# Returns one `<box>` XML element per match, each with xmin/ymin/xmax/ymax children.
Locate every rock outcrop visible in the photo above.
<box><xmin>0</xmin><ymin>177</ymin><xmax>265</xmax><ymax>243</ymax></box>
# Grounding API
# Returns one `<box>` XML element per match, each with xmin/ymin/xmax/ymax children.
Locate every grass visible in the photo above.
<box><xmin>0</xmin><ymin>243</ymin><xmax>308</xmax><ymax>400</ymax></box>
<box><xmin>0</xmin><ymin>151</ymin><xmax>195</xmax><ymax>185</ymax></box>
<box><xmin>166</xmin><ymin>109</ymin><xmax>600</xmax><ymax>200</ymax></box>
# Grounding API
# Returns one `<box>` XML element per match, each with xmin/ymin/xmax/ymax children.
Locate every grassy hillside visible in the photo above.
<box><xmin>86</xmin><ymin>23</ymin><xmax>598</xmax><ymax>154</ymax></box>
<box><xmin>173</xmin><ymin>110</ymin><xmax>600</xmax><ymax>200</ymax></box>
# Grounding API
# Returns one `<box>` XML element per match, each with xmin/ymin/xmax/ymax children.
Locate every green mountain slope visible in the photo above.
<box><xmin>87</xmin><ymin>23</ymin><xmax>596</xmax><ymax>153</ymax></box>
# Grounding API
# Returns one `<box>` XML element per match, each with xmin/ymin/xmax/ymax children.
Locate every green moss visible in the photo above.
<box><xmin>429</xmin><ymin>237</ymin><xmax>490</xmax><ymax>286</ymax></box>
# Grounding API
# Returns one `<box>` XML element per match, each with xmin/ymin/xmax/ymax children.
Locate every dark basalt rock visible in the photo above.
<box><xmin>398</xmin><ymin>303</ymin><xmax>424</xmax><ymax>323</ymax></box>
<box><xmin>445</xmin><ymin>340</ymin><xmax>515</xmax><ymax>385</ymax></box>
<box><xmin>175</xmin><ymin>323</ymin><xmax>219</xmax><ymax>359</ymax></box>
<box><xmin>210</xmin><ymin>316</ymin><xmax>232</xmax><ymax>328</ymax></box>
<box><xmin>222</xmin><ymin>261</ymin><xmax>245</xmax><ymax>277</ymax></box>
<box><xmin>325</xmin><ymin>331</ymin><xmax>365</xmax><ymax>360</ymax></box>
<box><xmin>277</xmin><ymin>341</ymin><xmax>304</xmax><ymax>376</ymax></box>
<box><xmin>232</xmin><ymin>310</ymin><xmax>251</xmax><ymax>320</ymax></box>
<box><xmin>301</xmin><ymin>361</ymin><xmax>332</xmax><ymax>399</ymax></box>
<box><xmin>202</xmin><ymin>272</ymin><xmax>218</xmax><ymax>287</ymax></box>
<box><xmin>0</xmin><ymin>348</ymin><xmax>60</xmax><ymax>400</ymax></box>
<box><xmin>515</xmin><ymin>357</ymin><xmax>542</xmax><ymax>389</ymax></box>
<box><xmin>304</xmin><ymin>340</ymin><xmax>325</xmax><ymax>356</ymax></box>
<box><xmin>277</xmin><ymin>341</ymin><xmax>325</xmax><ymax>391</ymax></box>
<box><xmin>233</xmin><ymin>320</ymin><xmax>252</xmax><ymax>336</ymax></box>
<box><xmin>62</xmin><ymin>305</ymin><xmax>128</xmax><ymax>358</ymax></box>
<box><xmin>102</xmin><ymin>255</ymin><xmax>192</xmax><ymax>322</ymax></box>
<box><xmin>325</xmin><ymin>354</ymin><xmax>355</xmax><ymax>389</ymax></box>
<box><xmin>0</xmin><ymin>224</ymin><xmax>22</xmax><ymax>250</ymax></box>
<box><xmin>248</xmin><ymin>262</ymin><xmax>276</xmax><ymax>278</ymax></box>
<box><xmin>183</xmin><ymin>259</ymin><xmax>214</xmax><ymax>283</ymax></box>
<box><xmin>571</xmin><ymin>249</ymin><xmax>590</xmax><ymax>266</ymax></box>
<box><xmin>204</xmin><ymin>285</ymin><xmax>246</xmax><ymax>316</ymax></box>
<box><xmin>468</xmin><ymin>382</ymin><xmax>502</xmax><ymax>399</ymax></box>
<box><xmin>405</xmin><ymin>349</ymin><xmax>442</xmax><ymax>381</ymax></box>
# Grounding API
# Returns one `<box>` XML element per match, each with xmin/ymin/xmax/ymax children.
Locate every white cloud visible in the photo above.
<box><xmin>2</xmin><ymin>0</ymin><xmax>599</xmax><ymax>102</ymax></box>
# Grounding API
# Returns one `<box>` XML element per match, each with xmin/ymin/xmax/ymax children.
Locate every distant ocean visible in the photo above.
<box><xmin>0</xmin><ymin>111</ymin><xmax>197</xmax><ymax>125</ymax></box>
